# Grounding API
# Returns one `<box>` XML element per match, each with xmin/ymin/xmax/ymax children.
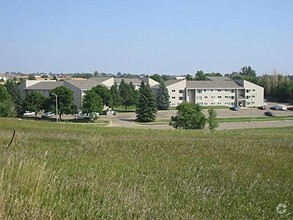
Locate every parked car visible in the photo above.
<box><xmin>23</xmin><ymin>111</ymin><xmax>36</xmax><ymax>117</ymax></box>
<box><xmin>287</xmin><ymin>107</ymin><xmax>293</xmax><ymax>111</ymax></box>
<box><xmin>264</xmin><ymin>111</ymin><xmax>275</xmax><ymax>117</ymax></box>
<box><xmin>270</xmin><ymin>105</ymin><xmax>287</xmax><ymax>111</ymax></box>
<box><xmin>258</xmin><ymin>106</ymin><xmax>266</xmax><ymax>110</ymax></box>
<box><xmin>41</xmin><ymin>112</ymin><xmax>55</xmax><ymax>118</ymax></box>
<box><xmin>230</xmin><ymin>106</ymin><xmax>239</xmax><ymax>111</ymax></box>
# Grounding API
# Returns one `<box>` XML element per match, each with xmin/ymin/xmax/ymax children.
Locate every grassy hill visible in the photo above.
<box><xmin>0</xmin><ymin>118</ymin><xmax>292</xmax><ymax>219</ymax></box>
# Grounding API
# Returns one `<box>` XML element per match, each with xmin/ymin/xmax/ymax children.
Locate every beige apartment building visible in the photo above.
<box><xmin>19</xmin><ymin>76</ymin><xmax>264</xmax><ymax>110</ymax></box>
<box><xmin>156</xmin><ymin>77</ymin><xmax>264</xmax><ymax>107</ymax></box>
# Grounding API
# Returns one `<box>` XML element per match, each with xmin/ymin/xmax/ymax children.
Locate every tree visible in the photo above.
<box><xmin>119</xmin><ymin>79</ymin><xmax>137</xmax><ymax>111</ymax></box>
<box><xmin>23</xmin><ymin>92</ymin><xmax>46</xmax><ymax>116</ymax></box>
<box><xmin>5</xmin><ymin>79</ymin><xmax>24</xmax><ymax>116</ymax></box>
<box><xmin>110</xmin><ymin>82</ymin><xmax>122</xmax><ymax>108</ymax></box>
<box><xmin>195</xmin><ymin>70</ymin><xmax>207</xmax><ymax>81</ymax></box>
<box><xmin>156</xmin><ymin>81</ymin><xmax>170</xmax><ymax>110</ymax></box>
<box><xmin>136</xmin><ymin>82</ymin><xmax>157</xmax><ymax>122</ymax></box>
<box><xmin>28</xmin><ymin>75</ymin><xmax>36</xmax><ymax>80</ymax></box>
<box><xmin>82</xmin><ymin>89</ymin><xmax>103</xmax><ymax>117</ymax></box>
<box><xmin>170</xmin><ymin>102</ymin><xmax>206</xmax><ymax>129</ymax></box>
<box><xmin>49</xmin><ymin>86</ymin><xmax>77</xmax><ymax>120</ymax></box>
<box><xmin>0</xmin><ymin>85</ymin><xmax>14</xmax><ymax>117</ymax></box>
<box><xmin>92</xmin><ymin>85</ymin><xmax>112</xmax><ymax>107</ymax></box>
<box><xmin>185</xmin><ymin>74</ymin><xmax>194</xmax><ymax>81</ymax></box>
<box><xmin>207</xmin><ymin>108</ymin><xmax>219</xmax><ymax>130</ymax></box>
<box><xmin>150</xmin><ymin>74</ymin><xmax>163</xmax><ymax>83</ymax></box>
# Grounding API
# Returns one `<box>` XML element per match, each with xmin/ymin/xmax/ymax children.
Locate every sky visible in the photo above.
<box><xmin>0</xmin><ymin>0</ymin><xmax>292</xmax><ymax>75</ymax></box>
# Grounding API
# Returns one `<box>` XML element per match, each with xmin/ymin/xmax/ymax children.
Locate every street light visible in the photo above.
<box><xmin>52</xmin><ymin>93</ymin><xmax>58</xmax><ymax>122</ymax></box>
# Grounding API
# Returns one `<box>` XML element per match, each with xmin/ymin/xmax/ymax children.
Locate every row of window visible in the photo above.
<box><xmin>197</xmin><ymin>89</ymin><xmax>235</xmax><ymax>93</ymax></box>
<box><xmin>171</xmin><ymin>90</ymin><xmax>184</xmax><ymax>93</ymax></box>
<box><xmin>196</xmin><ymin>96</ymin><xmax>235</xmax><ymax>100</ymax></box>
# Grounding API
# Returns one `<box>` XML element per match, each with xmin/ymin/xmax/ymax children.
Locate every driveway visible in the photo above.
<box><xmin>107</xmin><ymin>104</ymin><xmax>293</xmax><ymax>130</ymax></box>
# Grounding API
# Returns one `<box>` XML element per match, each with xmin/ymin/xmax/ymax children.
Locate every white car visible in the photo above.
<box><xmin>23</xmin><ymin>111</ymin><xmax>36</xmax><ymax>117</ymax></box>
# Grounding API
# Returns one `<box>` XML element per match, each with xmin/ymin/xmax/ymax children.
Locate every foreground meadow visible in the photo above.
<box><xmin>0</xmin><ymin>118</ymin><xmax>292</xmax><ymax>219</ymax></box>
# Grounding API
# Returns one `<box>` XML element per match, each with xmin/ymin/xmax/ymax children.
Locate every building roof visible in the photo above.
<box><xmin>114</xmin><ymin>78</ymin><xmax>143</xmax><ymax>86</ymax></box>
<box><xmin>186</xmin><ymin>80</ymin><xmax>243</xmax><ymax>89</ymax></box>
<box><xmin>207</xmin><ymin>76</ymin><xmax>232</xmax><ymax>81</ymax></box>
<box><xmin>88</xmin><ymin>76</ymin><xmax>113</xmax><ymax>82</ymax></box>
<box><xmin>65</xmin><ymin>80</ymin><xmax>105</xmax><ymax>90</ymax></box>
<box><xmin>25</xmin><ymin>81</ymin><xmax>64</xmax><ymax>90</ymax></box>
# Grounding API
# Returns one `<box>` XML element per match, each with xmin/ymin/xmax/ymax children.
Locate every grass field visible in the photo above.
<box><xmin>0</xmin><ymin>118</ymin><xmax>292</xmax><ymax>219</ymax></box>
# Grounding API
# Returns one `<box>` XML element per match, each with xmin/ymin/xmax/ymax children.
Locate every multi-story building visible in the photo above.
<box><xmin>154</xmin><ymin>77</ymin><xmax>264</xmax><ymax>107</ymax></box>
<box><xmin>19</xmin><ymin>76</ymin><xmax>264</xmax><ymax>110</ymax></box>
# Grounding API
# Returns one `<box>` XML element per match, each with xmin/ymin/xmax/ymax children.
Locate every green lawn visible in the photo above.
<box><xmin>140</xmin><ymin>116</ymin><xmax>293</xmax><ymax>125</ymax></box>
<box><xmin>0</xmin><ymin>118</ymin><xmax>292</xmax><ymax>219</ymax></box>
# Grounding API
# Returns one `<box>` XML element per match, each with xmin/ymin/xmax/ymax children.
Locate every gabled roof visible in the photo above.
<box><xmin>152</xmin><ymin>79</ymin><xmax>185</xmax><ymax>89</ymax></box>
<box><xmin>65</xmin><ymin>80</ymin><xmax>105</xmax><ymax>90</ymax></box>
<box><xmin>186</xmin><ymin>80</ymin><xmax>243</xmax><ymax>89</ymax></box>
<box><xmin>25</xmin><ymin>81</ymin><xmax>64</xmax><ymax>90</ymax></box>
<box><xmin>88</xmin><ymin>76</ymin><xmax>113</xmax><ymax>82</ymax></box>
<box><xmin>114</xmin><ymin>78</ymin><xmax>143</xmax><ymax>86</ymax></box>
<box><xmin>207</xmin><ymin>76</ymin><xmax>232</xmax><ymax>81</ymax></box>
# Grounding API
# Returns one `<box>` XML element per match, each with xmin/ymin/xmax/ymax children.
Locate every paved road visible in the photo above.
<box><xmin>107</xmin><ymin>105</ymin><xmax>293</xmax><ymax>130</ymax></box>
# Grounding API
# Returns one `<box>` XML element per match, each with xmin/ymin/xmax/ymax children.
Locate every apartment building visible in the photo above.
<box><xmin>157</xmin><ymin>77</ymin><xmax>264</xmax><ymax>107</ymax></box>
<box><xmin>19</xmin><ymin>76</ymin><xmax>264</xmax><ymax>110</ymax></box>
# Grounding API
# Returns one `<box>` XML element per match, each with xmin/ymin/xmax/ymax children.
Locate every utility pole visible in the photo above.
<box><xmin>52</xmin><ymin>93</ymin><xmax>58</xmax><ymax>122</ymax></box>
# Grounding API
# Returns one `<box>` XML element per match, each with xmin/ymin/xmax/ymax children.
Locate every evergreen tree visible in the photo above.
<box><xmin>136</xmin><ymin>82</ymin><xmax>157</xmax><ymax>122</ymax></box>
<box><xmin>119</xmin><ymin>79</ymin><xmax>136</xmax><ymax>111</ymax></box>
<box><xmin>156</xmin><ymin>81</ymin><xmax>170</xmax><ymax>110</ymax></box>
<box><xmin>110</xmin><ymin>82</ymin><xmax>122</xmax><ymax>108</ymax></box>
<box><xmin>5</xmin><ymin>79</ymin><xmax>24</xmax><ymax>116</ymax></box>
<box><xmin>207</xmin><ymin>108</ymin><xmax>219</xmax><ymax>130</ymax></box>
<box><xmin>0</xmin><ymin>85</ymin><xmax>14</xmax><ymax>117</ymax></box>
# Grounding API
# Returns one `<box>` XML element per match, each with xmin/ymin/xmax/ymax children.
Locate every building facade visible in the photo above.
<box><xmin>19</xmin><ymin>76</ymin><xmax>264</xmax><ymax>110</ymax></box>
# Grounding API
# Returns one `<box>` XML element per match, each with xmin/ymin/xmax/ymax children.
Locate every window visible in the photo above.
<box><xmin>172</xmin><ymin>90</ymin><xmax>175</xmax><ymax>92</ymax></box>
<box><xmin>211</xmin><ymin>96</ymin><xmax>215</xmax><ymax>98</ymax></box>
<box><xmin>252</xmin><ymin>95</ymin><xmax>255</xmax><ymax>98</ymax></box>
<box><xmin>252</xmin><ymin>89</ymin><xmax>255</xmax><ymax>91</ymax></box>
<box><xmin>218</xmin><ymin>89</ymin><xmax>222</xmax><ymax>92</ymax></box>
<box><xmin>179</xmin><ymin>90</ymin><xmax>183</xmax><ymax>93</ymax></box>
<box><xmin>172</xmin><ymin>97</ymin><xmax>175</xmax><ymax>99</ymax></box>
<box><xmin>204</xmin><ymin>96</ymin><xmax>208</xmax><ymax>98</ymax></box>
<box><xmin>179</xmin><ymin>97</ymin><xmax>183</xmax><ymax>100</ymax></box>
<box><xmin>204</xmin><ymin>103</ymin><xmax>208</xmax><ymax>105</ymax></box>
<box><xmin>246</xmin><ymin>96</ymin><xmax>250</xmax><ymax>99</ymax></box>
<box><xmin>196</xmin><ymin>96</ymin><xmax>202</xmax><ymax>100</ymax></box>
<box><xmin>231</xmin><ymin>96</ymin><xmax>234</xmax><ymax>99</ymax></box>
<box><xmin>211</xmin><ymin>89</ymin><xmax>214</xmax><ymax>92</ymax></box>
<box><xmin>218</xmin><ymin>96</ymin><xmax>222</xmax><ymax>98</ymax></box>
<box><xmin>231</xmin><ymin>90</ymin><xmax>234</xmax><ymax>93</ymax></box>
<box><xmin>225</xmin><ymin>96</ymin><xmax>229</xmax><ymax>98</ymax></box>
<box><xmin>197</xmin><ymin>90</ymin><xmax>202</xmax><ymax>93</ymax></box>
<box><xmin>204</xmin><ymin>89</ymin><xmax>207</xmax><ymax>92</ymax></box>
<box><xmin>246</xmin><ymin>89</ymin><xmax>250</xmax><ymax>93</ymax></box>
<box><xmin>198</xmin><ymin>102</ymin><xmax>203</xmax><ymax>105</ymax></box>
<box><xmin>247</xmin><ymin>102</ymin><xmax>250</xmax><ymax>105</ymax></box>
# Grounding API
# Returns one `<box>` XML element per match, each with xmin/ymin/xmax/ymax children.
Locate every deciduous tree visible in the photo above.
<box><xmin>82</xmin><ymin>89</ymin><xmax>103</xmax><ymax>117</ymax></box>
<box><xmin>23</xmin><ymin>92</ymin><xmax>46</xmax><ymax>116</ymax></box>
<box><xmin>49</xmin><ymin>86</ymin><xmax>77</xmax><ymax>120</ymax></box>
<box><xmin>170</xmin><ymin>102</ymin><xmax>206</xmax><ymax>129</ymax></box>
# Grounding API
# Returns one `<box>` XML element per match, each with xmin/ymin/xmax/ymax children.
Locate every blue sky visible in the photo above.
<box><xmin>0</xmin><ymin>0</ymin><xmax>292</xmax><ymax>75</ymax></box>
